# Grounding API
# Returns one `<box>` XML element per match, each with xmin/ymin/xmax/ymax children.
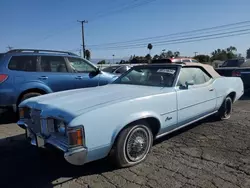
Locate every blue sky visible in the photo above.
<box><xmin>1</xmin><ymin>0</ymin><xmax>250</xmax><ymax>60</ymax></box>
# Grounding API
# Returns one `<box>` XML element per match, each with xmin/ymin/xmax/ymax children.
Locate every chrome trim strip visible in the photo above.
<box><xmin>156</xmin><ymin>111</ymin><xmax>217</xmax><ymax>139</ymax></box>
<box><xmin>160</xmin><ymin>110</ymin><xmax>177</xmax><ymax>116</ymax></box>
<box><xmin>179</xmin><ymin>98</ymin><xmax>217</xmax><ymax>111</ymax></box>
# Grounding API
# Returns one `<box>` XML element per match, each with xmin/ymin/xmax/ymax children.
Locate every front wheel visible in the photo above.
<box><xmin>112</xmin><ymin>121</ymin><xmax>153</xmax><ymax>168</ymax></box>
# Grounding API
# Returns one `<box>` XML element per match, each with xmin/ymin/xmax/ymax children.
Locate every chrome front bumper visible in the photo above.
<box><xmin>18</xmin><ymin>121</ymin><xmax>88</xmax><ymax>166</ymax></box>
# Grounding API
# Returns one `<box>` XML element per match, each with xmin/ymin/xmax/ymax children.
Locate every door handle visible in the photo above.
<box><xmin>209</xmin><ymin>88</ymin><xmax>214</xmax><ymax>91</ymax></box>
<box><xmin>38</xmin><ymin>76</ymin><xmax>48</xmax><ymax>80</ymax></box>
<box><xmin>75</xmin><ymin>76</ymin><xmax>83</xmax><ymax>80</ymax></box>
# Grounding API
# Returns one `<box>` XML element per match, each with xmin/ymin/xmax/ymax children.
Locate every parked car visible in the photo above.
<box><xmin>18</xmin><ymin>62</ymin><xmax>243</xmax><ymax>167</ymax></box>
<box><xmin>102</xmin><ymin>65</ymin><xmax>132</xmax><ymax>75</ymax></box>
<box><xmin>215</xmin><ymin>58</ymin><xmax>250</xmax><ymax>93</ymax></box>
<box><xmin>151</xmin><ymin>57</ymin><xmax>199</xmax><ymax>64</ymax></box>
<box><xmin>0</xmin><ymin>49</ymin><xmax>118</xmax><ymax>112</ymax></box>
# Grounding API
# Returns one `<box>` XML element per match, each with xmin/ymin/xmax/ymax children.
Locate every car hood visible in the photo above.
<box><xmin>21</xmin><ymin>84</ymin><xmax>168</xmax><ymax>119</ymax></box>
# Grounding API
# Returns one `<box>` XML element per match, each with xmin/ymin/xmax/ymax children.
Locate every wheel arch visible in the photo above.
<box><xmin>109</xmin><ymin>116</ymin><xmax>161</xmax><ymax>155</ymax></box>
<box><xmin>17</xmin><ymin>88</ymin><xmax>48</xmax><ymax>105</ymax></box>
<box><xmin>227</xmin><ymin>91</ymin><xmax>236</xmax><ymax>103</ymax></box>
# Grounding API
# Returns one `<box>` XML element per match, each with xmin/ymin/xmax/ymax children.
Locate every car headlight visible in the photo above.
<box><xmin>52</xmin><ymin>119</ymin><xmax>66</xmax><ymax>136</ymax></box>
<box><xmin>67</xmin><ymin>126</ymin><xmax>85</xmax><ymax>148</ymax></box>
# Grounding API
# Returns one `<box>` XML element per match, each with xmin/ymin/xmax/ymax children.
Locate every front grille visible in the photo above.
<box><xmin>29</xmin><ymin>109</ymin><xmax>41</xmax><ymax>134</ymax></box>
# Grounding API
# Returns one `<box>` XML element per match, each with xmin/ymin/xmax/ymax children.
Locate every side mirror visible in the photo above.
<box><xmin>96</xmin><ymin>67</ymin><xmax>101</xmax><ymax>73</ymax></box>
<box><xmin>185</xmin><ymin>80</ymin><xmax>194</xmax><ymax>88</ymax></box>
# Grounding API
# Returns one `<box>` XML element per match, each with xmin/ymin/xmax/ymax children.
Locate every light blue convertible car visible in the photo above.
<box><xmin>17</xmin><ymin>62</ymin><xmax>244</xmax><ymax>167</ymax></box>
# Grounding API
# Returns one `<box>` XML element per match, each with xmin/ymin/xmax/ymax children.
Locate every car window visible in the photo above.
<box><xmin>40</xmin><ymin>56</ymin><xmax>68</xmax><ymax>72</ymax></box>
<box><xmin>182</xmin><ymin>59</ymin><xmax>191</xmax><ymax>62</ymax></box>
<box><xmin>221</xmin><ymin>59</ymin><xmax>244</xmax><ymax>67</ymax></box>
<box><xmin>177</xmin><ymin>67</ymin><xmax>211</xmax><ymax>86</ymax></box>
<box><xmin>68</xmin><ymin>57</ymin><xmax>96</xmax><ymax>73</ymax></box>
<box><xmin>191</xmin><ymin>59</ymin><xmax>199</xmax><ymax>63</ymax></box>
<box><xmin>102</xmin><ymin>66</ymin><xmax>120</xmax><ymax>73</ymax></box>
<box><xmin>8</xmin><ymin>55</ymin><xmax>38</xmax><ymax>72</ymax></box>
<box><xmin>113</xmin><ymin>66</ymin><xmax>178</xmax><ymax>87</ymax></box>
<box><xmin>115</xmin><ymin>66</ymin><xmax>128</xmax><ymax>74</ymax></box>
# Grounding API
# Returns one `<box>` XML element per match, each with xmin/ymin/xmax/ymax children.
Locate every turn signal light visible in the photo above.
<box><xmin>67</xmin><ymin>127</ymin><xmax>84</xmax><ymax>147</ymax></box>
<box><xmin>19</xmin><ymin>108</ymin><xmax>25</xmax><ymax>119</ymax></box>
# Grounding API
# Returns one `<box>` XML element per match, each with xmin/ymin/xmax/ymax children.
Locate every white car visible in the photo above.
<box><xmin>17</xmin><ymin>62</ymin><xmax>244</xmax><ymax>167</ymax></box>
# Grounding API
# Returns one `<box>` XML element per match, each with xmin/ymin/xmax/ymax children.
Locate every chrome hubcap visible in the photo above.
<box><xmin>126</xmin><ymin>127</ymin><xmax>149</xmax><ymax>162</ymax></box>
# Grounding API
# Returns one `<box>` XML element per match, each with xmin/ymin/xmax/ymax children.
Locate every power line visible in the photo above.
<box><xmin>20</xmin><ymin>0</ymin><xmax>156</xmax><ymax>47</ymax></box>
<box><xmin>87</xmin><ymin>20</ymin><xmax>250</xmax><ymax>47</ymax></box>
<box><xmin>91</xmin><ymin>30</ymin><xmax>250</xmax><ymax>50</ymax></box>
<box><xmin>89</xmin><ymin>0</ymin><xmax>157</xmax><ymax>22</ymax></box>
<box><xmin>89</xmin><ymin>28</ymin><xmax>250</xmax><ymax>50</ymax></box>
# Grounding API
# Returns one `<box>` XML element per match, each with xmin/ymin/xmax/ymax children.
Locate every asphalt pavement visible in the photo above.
<box><xmin>0</xmin><ymin>96</ymin><xmax>250</xmax><ymax>188</ymax></box>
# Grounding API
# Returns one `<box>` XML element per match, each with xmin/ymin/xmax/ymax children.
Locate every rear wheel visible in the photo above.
<box><xmin>217</xmin><ymin>96</ymin><xmax>232</xmax><ymax>120</ymax></box>
<box><xmin>111</xmin><ymin>121</ymin><xmax>153</xmax><ymax>168</ymax></box>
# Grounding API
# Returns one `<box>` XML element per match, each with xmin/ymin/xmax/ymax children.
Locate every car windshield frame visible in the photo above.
<box><xmin>67</xmin><ymin>57</ymin><xmax>98</xmax><ymax>73</ymax></box>
<box><xmin>112</xmin><ymin>65</ymin><xmax>179</xmax><ymax>87</ymax></box>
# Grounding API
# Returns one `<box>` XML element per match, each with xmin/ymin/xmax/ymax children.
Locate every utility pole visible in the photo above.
<box><xmin>194</xmin><ymin>52</ymin><xmax>198</xmax><ymax>56</ymax></box>
<box><xmin>77</xmin><ymin>20</ymin><xmax>88</xmax><ymax>58</ymax></box>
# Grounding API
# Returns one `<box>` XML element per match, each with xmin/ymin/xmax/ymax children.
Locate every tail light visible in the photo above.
<box><xmin>0</xmin><ymin>74</ymin><xmax>8</xmax><ymax>83</ymax></box>
<box><xmin>232</xmin><ymin>70</ymin><xmax>241</xmax><ymax>77</ymax></box>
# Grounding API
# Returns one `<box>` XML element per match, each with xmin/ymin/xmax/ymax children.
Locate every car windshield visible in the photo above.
<box><xmin>68</xmin><ymin>57</ymin><xmax>97</xmax><ymax>73</ymax></box>
<box><xmin>113</xmin><ymin>66</ymin><xmax>178</xmax><ymax>87</ymax></box>
<box><xmin>221</xmin><ymin>59</ymin><xmax>245</xmax><ymax>67</ymax></box>
<box><xmin>102</xmin><ymin>66</ymin><xmax>120</xmax><ymax>73</ymax></box>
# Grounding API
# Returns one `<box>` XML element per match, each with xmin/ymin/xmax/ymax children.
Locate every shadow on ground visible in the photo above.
<box><xmin>0</xmin><ymin>134</ymin><xmax>116</xmax><ymax>188</ymax></box>
<box><xmin>0</xmin><ymin>108</ymin><xmax>17</xmax><ymax>125</ymax></box>
<box><xmin>0</xmin><ymin>114</ymin><xmax>216</xmax><ymax>188</ymax></box>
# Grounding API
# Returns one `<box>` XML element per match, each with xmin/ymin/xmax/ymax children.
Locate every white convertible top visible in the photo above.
<box><xmin>182</xmin><ymin>62</ymin><xmax>221</xmax><ymax>78</ymax></box>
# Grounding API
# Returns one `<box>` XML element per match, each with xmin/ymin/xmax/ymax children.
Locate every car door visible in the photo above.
<box><xmin>38</xmin><ymin>56</ymin><xmax>76</xmax><ymax>92</ymax></box>
<box><xmin>7</xmin><ymin>55</ymin><xmax>45</xmax><ymax>93</ymax></box>
<box><xmin>66</xmin><ymin>57</ymin><xmax>100</xmax><ymax>88</ymax></box>
<box><xmin>176</xmin><ymin>67</ymin><xmax>217</xmax><ymax>125</ymax></box>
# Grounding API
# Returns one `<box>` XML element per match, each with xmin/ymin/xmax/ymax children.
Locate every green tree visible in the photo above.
<box><xmin>211</xmin><ymin>46</ymin><xmax>237</xmax><ymax>61</ymax></box>
<box><xmin>145</xmin><ymin>54</ymin><xmax>152</xmax><ymax>60</ymax></box>
<box><xmin>85</xmin><ymin>49</ymin><xmax>91</xmax><ymax>60</ymax></box>
<box><xmin>153</xmin><ymin>54</ymin><xmax>160</xmax><ymax>60</ymax></box>
<box><xmin>147</xmin><ymin>43</ymin><xmax>153</xmax><ymax>54</ymax></box>
<box><xmin>247</xmin><ymin>48</ymin><xmax>250</xmax><ymax>58</ymax></box>
<box><xmin>194</xmin><ymin>55</ymin><xmax>210</xmax><ymax>63</ymax></box>
<box><xmin>174</xmin><ymin>51</ymin><xmax>180</xmax><ymax>57</ymax></box>
<box><xmin>166</xmin><ymin>50</ymin><xmax>173</xmax><ymax>58</ymax></box>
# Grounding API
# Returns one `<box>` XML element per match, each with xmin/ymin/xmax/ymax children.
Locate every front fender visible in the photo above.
<box><xmin>111</xmin><ymin>111</ymin><xmax>162</xmax><ymax>145</ymax></box>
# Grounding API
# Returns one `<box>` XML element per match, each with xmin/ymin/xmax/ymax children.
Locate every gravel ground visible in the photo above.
<box><xmin>0</xmin><ymin>96</ymin><xmax>249</xmax><ymax>188</ymax></box>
